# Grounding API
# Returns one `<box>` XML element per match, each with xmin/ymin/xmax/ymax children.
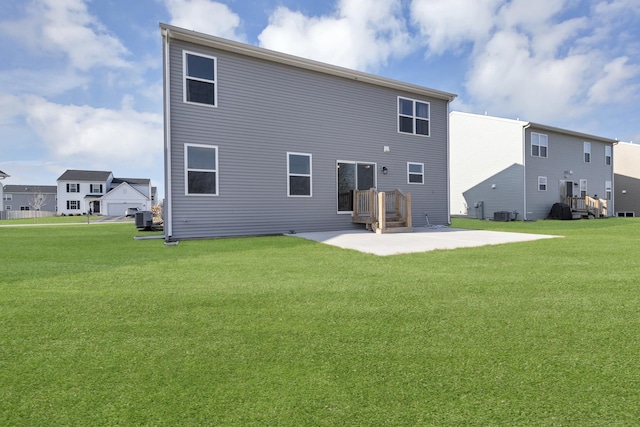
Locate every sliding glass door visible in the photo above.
<box><xmin>337</xmin><ymin>161</ymin><xmax>376</xmax><ymax>212</ymax></box>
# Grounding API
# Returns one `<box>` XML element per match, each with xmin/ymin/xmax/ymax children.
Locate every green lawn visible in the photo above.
<box><xmin>1</xmin><ymin>218</ymin><xmax>639</xmax><ymax>426</ymax></box>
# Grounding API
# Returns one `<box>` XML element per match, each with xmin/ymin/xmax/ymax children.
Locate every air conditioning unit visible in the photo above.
<box><xmin>135</xmin><ymin>211</ymin><xmax>153</xmax><ymax>228</ymax></box>
<box><xmin>493</xmin><ymin>211</ymin><xmax>512</xmax><ymax>222</ymax></box>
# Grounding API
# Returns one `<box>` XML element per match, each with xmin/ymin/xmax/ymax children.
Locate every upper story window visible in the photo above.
<box><xmin>584</xmin><ymin>142</ymin><xmax>591</xmax><ymax>163</ymax></box>
<box><xmin>66</xmin><ymin>183</ymin><xmax>80</xmax><ymax>193</ymax></box>
<box><xmin>3</xmin><ymin>194</ymin><xmax>11</xmax><ymax>201</ymax></box>
<box><xmin>185</xmin><ymin>144</ymin><xmax>218</xmax><ymax>195</ymax></box>
<box><xmin>90</xmin><ymin>184</ymin><xmax>103</xmax><ymax>193</ymax></box>
<box><xmin>398</xmin><ymin>97</ymin><xmax>430</xmax><ymax>136</ymax></box>
<box><xmin>605</xmin><ymin>145</ymin><xmax>612</xmax><ymax>165</ymax></box>
<box><xmin>407</xmin><ymin>162</ymin><xmax>424</xmax><ymax>184</ymax></box>
<box><xmin>184</xmin><ymin>51</ymin><xmax>217</xmax><ymax>107</ymax></box>
<box><xmin>531</xmin><ymin>133</ymin><xmax>548</xmax><ymax>158</ymax></box>
<box><xmin>287</xmin><ymin>153</ymin><xmax>312</xmax><ymax>197</ymax></box>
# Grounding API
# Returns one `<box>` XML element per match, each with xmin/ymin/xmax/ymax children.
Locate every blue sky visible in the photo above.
<box><xmin>1</xmin><ymin>0</ymin><xmax>639</xmax><ymax>198</ymax></box>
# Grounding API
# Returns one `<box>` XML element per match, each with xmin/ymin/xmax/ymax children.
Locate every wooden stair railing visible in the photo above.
<box><xmin>565</xmin><ymin>196</ymin><xmax>608</xmax><ymax>218</ymax></box>
<box><xmin>353</xmin><ymin>188</ymin><xmax>412</xmax><ymax>233</ymax></box>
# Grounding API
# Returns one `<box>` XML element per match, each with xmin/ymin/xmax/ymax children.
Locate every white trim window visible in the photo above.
<box><xmin>538</xmin><ymin>176</ymin><xmax>547</xmax><ymax>191</ymax></box>
<box><xmin>605</xmin><ymin>145</ymin><xmax>612</xmax><ymax>166</ymax></box>
<box><xmin>66</xmin><ymin>183</ymin><xmax>80</xmax><ymax>193</ymax></box>
<box><xmin>584</xmin><ymin>142</ymin><xmax>591</xmax><ymax>163</ymax></box>
<box><xmin>67</xmin><ymin>200</ymin><xmax>80</xmax><ymax>210</ymax></box>
<box><xmin>184</xmin><ymin>51</ymin><xmax>217</xmax><ymax>107</ymax></box>
<box><xmin>407</xmin><ymin>162</ymin><xmax>424</xmax><ymax>184</ymax></box>
<box><xmin>5</xmin><ymin>205</ymin><xmax>11</xmax><ymax>210</ymax></box>
<box><xmin>185</xmin><ymin>144</ymin><xmax>218</xmax><ymax>195</ymax></box>
<box><xmin>287</xmin><ymin>153</ymin><xmax>312</xmax><ymax>197</ymax></box>
<box><xmin>531</xmin><ymin>133</ymin><xmax>548</xmax><ymax>158</ymax></box>
<box><xmin>90</xmin><ymin>184</ymin><xmax>103</xmax><ymax>193</ymax></box>
<box><xmin>605</xmin><ymin>181</ymin><xmax>612</xmax><ymax>200</ymax></box>
<box><xmin>398</xmin><ymin>97</ymin><xmax>430</xmax><ymax>136</ymax></box>
<box><xmin>580</xmin><ymin>179</ymin><xmax>588</xmax><ymax>197</ymax></box>
<box><xmin>3</xmin><ymin>193</ymin><xmax>11</xmax><ymax>201</ymax></box>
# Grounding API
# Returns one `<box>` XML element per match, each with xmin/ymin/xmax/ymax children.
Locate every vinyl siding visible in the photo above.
<box><xmin>167</xmin><ymin>39</ymin><xmax>450</xmax><ymax>239</ymax></box>
<box><xmin>525</xmin><ymin>127</ymin><xmax>615</xmax><ymax>220</ymax></box>
<box><xmin>450</xmin><ymin>112</ymin><xmax>525</xmax><ymax>218</ymax></box>
<box><xmin>613</xmin><ymin>142</ymin><xmax>640</xmax><ymax>215</ymax></box>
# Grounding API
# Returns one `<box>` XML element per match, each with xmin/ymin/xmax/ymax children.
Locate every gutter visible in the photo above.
<box><xmin>162</xmin><ymin>27</ymin><xmax>173</xmax><ymax>240</ymax></box>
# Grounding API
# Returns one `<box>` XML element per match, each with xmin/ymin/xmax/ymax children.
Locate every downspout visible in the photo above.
<box><xmin>522</xmin><ymin>123</ymin><xmax>531</xmax><ymax>221</ymax></box>
<box><xmin>446</xmin><ymin>100</ymin><xmax>452</xmax><ymax>225</ymax></box>
<box><xmin>162</xmin><ymin>27</ymin><xmax>173</xmax><ymax>240</ymax></box>
<box><xmin>611</xmin><ymin>140</ymin><xmax>618</xmax><ymax>217</ymax></box>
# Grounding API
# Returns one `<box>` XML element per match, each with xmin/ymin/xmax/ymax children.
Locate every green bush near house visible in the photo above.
<box><xmin>1</xmin><ymin>218</ymin><xmax>639</xmax><ymax>426</ymax></box>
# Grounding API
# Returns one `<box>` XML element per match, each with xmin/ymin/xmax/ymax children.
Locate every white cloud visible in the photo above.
<box><xmin>164</xmin><ymin>0</ymin><xmax>245</xmax><ymax>41</ymax></box>
<box><xmin>23</xmin><ymin>97</ymin><xmax>163</xmax><ymax>169</ymax></box>
<box><xmin>411</xmin><ymin>0</ymin><xmax>640</xmax><ymax>125</ymax></box>
<box><xmin>410</xmin><ymin>0</ymin><xmax>500</xmax><ymax>54</ymax></box>
<box><xmin>0</xmin><ymin>0</ymin><xmax>130</xmax><ymax>71</ymax></box>
<box><xmin>258</xmin><ymin>0</ymin><xmax>413</xmax><ymax>71</ymax></box>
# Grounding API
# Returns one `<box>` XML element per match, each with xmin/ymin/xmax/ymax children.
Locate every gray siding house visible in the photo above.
<box><xmin>2</xmin><ymin>185</ymin><xmax>57</xmax><ymax>212</ymax></box>
<box><xmin>614</xmin><ymin>141</ymin><xmax>640</xmax><ymax>217</ymax></box>
<box><xmin>160</xmin><ymin>23</ymin><xmax>456</xmax><ymax>240</ymax></box>
<box><xmin>450</xmin><ymin>111</ymin><xmax>616</xmax><ymax>221</ymax></box>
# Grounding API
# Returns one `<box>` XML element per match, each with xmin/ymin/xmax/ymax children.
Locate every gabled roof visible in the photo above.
<box><xmin>112</xmin><ymin>177</ymin><xmax>150</xmax><ymax>185</ymax></box>
<box><xmin>58</xmin><ymin>169</ymin><xmax>112</xmax><ymax>181</ymax></box>
<box><xmin>3</xmin><ymin>185</ymin><xmax>57</xmax><ymax>193</ymax></box>
<box><xmin>451</xmin><ymin>111</ymin><xmax>617</xmax><ymax>144</ymax></box>
<box><xmin>526</xmin><ymin>122</ymin><xmax>617</xmax><ymax>145</ymax></box>
<box><xmin>160</xmin><ymin>23</ymin><xmax>457</xmax><ymax>102</ymax></box>
<box><xmin>0</xmin><ymin>170</ymin><xmax>9</xmax><ymax>179</ymax></box>
<box><xmin>102</xmin><ymin>181</ymin><xmax>149</xmax><ymax>201</ymax></box>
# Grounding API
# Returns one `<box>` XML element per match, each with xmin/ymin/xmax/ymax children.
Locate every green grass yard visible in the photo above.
<box><xmin>1</xmin><ymin>218</ymin><xmax>639</xmax><ymax>425</ymax></box>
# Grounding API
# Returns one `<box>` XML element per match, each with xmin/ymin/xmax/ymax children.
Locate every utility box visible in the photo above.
<box><xmin>493</xmin><ymin>211</ymin><xmax>512</xmax><ymax>222</ymax></box>
<box><xmin>135</xmin><ymin>211</ymin><xmax>153</xmax><ymax>228</ymax></box>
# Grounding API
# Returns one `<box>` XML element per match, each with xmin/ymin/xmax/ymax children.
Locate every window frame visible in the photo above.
<box><xmin>531</xmin><ymin>132</ymin><xmax>548</xmax><ymax>158</ymax></box>
<box><xmin>287</xmin><ymin>152</ymin><xmax>312</xmax><ymax>197</ymax></box>
<box><xmin>605</xmin><ymin>145</ymin><xmax>612</xmax><ymax>166</ymax></box>
<box><xmin>407</xmin><ymin>162</ymin><xmax>425</xmax><ymax>184</ymax></box>
<box><xmin>605</xmin><ymin>180</ymin><xmax>612</xmax><ymax>200</ymax></box>
<box><xmin>66</xmin><ymin>183</ymin><xmax>80</xmax><ymax>193</ymax></box>
<box><xmin>3</xmin><ymin>194</ymin><xmax>11</xmax><ymax>201</ymax></box>
<box><xmin>183</xmin><ymin>50</ymin><xmax>218</xmax><ymax>108</ymax></box>
<box><xmin>90</xmin><ymin>184</ymin><xmax>103</xmax><ymax>193</ymax></box>
<box><xmin>538</xmin><ymin>176</ymin><xmax>547</xmax><ymax>191</ymax></box>
<box><xmin>67</xmin><ymin>200</ymin><xmax>80</xmax><ymax>210</ymax></box>
<box><xmin>184</xmin><ymin>143</ymin><xmax>219</xmax><ymax>196</ymax></box>
<box><xmin>397</xmin><ymin>97</ymin><xmax>430</xmax><ymax>137</ymax></box>
<box><xmin>580</xmin><ymin>179</ymin><xmax>588</xmax><ymax>197</ymax></box>
<box><xmin>584</xmin><ymin>142</ymin><xmax>591</xmax><ymax>163</ymax></box>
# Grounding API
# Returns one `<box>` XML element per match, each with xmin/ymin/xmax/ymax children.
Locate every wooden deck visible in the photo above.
<box><xmin>566</xmin><ymin>196</ymin><xmax>608</xmax><ymax>218</ymax></box>
<box><xmin>352</xmin><ymin>188</ymin><xmax>412</xmax><ymax>233</ymax></box>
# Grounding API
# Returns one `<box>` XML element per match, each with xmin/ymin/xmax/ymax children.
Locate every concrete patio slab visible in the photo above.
<box><xmin>289</xmin><ymin>226</ymin><xmax>560</xmax><ymax>256</ymax></box>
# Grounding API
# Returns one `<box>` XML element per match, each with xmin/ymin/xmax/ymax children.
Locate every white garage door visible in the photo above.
<box><xmin>107</xmin><ymin>203</ymin><xmax>128</xmax><ymax>216</ymax></box>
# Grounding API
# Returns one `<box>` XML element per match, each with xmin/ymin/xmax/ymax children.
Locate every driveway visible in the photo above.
<box><xmin>289</xmin><ymin>226</ymin><xmax>560</xmax><ymax>256</ymax></box>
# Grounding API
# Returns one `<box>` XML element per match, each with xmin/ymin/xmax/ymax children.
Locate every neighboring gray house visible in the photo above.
<box><xmin>450</xmin><ymin>111</ymin><xmax>616</xmax><ymax>221</ymax></box>
<box><xmin>57</xmin><ymin>170</ymin><xmax>152</xmax><ymax>215</ymax></box>
<box><xmin>160</xmin><ymin>23</ymin><xmax>456</xmax><ymax>240</ymax></box>
<box><xmin>2</xmin><ymin>185</ymin><xmax>57</xmax><ymax>212</ymax></box>
<box><xmin>0</xmin><ymin>170</ymin><xmax>9</xmax><ymax>212</ymax></box>
<box><xmin>614</xmin><ymin>141</ymin><xmax>640</xmax><ymax>217</ymax></box>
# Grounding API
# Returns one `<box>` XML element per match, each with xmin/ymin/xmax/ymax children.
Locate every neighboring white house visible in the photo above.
<box><xmin>614</xmin><ymin>141</ymin><xmax>640</xmax><ymax>217</ymax></box>
<box><xmin>450</xmin><ymin>111</ymin><xmax>616</xmax><ymax>221</ymax></box>
<box><xmin>57</xmin><ymin>170</ymin><xmax>152</xmax><ymax>215</ymax></box>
